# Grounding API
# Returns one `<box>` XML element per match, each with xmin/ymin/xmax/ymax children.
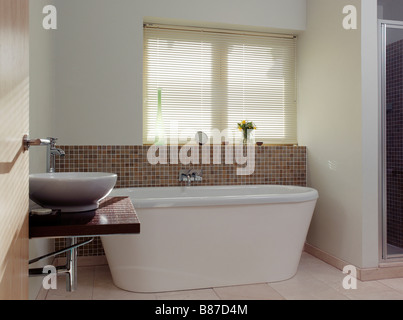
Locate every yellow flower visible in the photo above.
<box><xmin>241</xmin><ymin>120</ymin><xmax>246</xmax><ymax>125</ymax></box>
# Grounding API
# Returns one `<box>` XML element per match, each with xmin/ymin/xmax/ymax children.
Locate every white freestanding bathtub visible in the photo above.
<box><xmin>101</xmin><ymin>185</ymin><xmax>318</xmax><ymax>293</ymax></box>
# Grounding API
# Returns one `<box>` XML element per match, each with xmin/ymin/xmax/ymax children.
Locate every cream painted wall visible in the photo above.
<box><xmin>29</xmin><ymin>0</ymin><xmax>55</xmax><ymax>173</ymax></box>
<box><xmin>298</xmin><ymin>0</ymin><xmax>379</xmax><ymax>268</ymax></box>
<box><xmin>48</xmin><ymin>0</ymin><xmax>306</xmax><ymax>145</ymax></box>
<box><xmin>298</xmin><ymin>0</ymin><xmax>362</xmax><ymax>267</ymax></box>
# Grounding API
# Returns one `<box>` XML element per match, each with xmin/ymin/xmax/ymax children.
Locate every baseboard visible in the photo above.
<box><xmin>304</xmin><ymin>243</ymin><xmax>403</xmax><ymax>281</ymax></box>
<box><xmin>303</xmin><ymin>242</ymin><xmax>359</xmax><ymax>276</ymax></box>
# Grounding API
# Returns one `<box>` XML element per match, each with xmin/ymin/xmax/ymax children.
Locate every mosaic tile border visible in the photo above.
<box><xmin>55</xmin><ymin>145</ymin><xmax>306</xmax><ymax>188</ymax></box>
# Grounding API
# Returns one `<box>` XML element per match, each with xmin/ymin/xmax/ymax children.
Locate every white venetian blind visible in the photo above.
<box><xmin>143</xmin><ymin>24</ymin><xmax>297</xmax><ymax>144</ymax></box>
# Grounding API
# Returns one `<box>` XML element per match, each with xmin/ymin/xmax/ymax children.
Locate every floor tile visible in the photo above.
<box><xmin>337</xmin><ymin>280</ymin><xmax>403</xmax><ymax>300</ymax></box>
<box><xmin>268</xmin><ymin>271</ymin><xmax>349</xmax><ymax>300</ymax></box>
<box><xmin>156</xmin><ymin>288</ymin><xmax>220</xmax><ymax>300</ymax></box>
<box><xmin>379</xmin><ymin>277</ymin><xmax>403</xmax><ymax>293</ymax></box>
<box><xmin>213</xmin><ymin>283</ymin><xmax>284</xmax><ymax>300</ymax></box>
<box><xmin>37</xmin><ymin>253</ymin><xmax>403</xmax><ymax>301</ymax></box>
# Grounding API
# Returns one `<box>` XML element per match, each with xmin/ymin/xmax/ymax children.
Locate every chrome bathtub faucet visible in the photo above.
<box><xmin>178</xmin><ymin>169</ymin><xmax>203</xmax><ymax>186</ymax></box>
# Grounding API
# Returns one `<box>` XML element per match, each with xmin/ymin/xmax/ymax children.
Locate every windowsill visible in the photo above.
<box><xmin>142</xmin><ymin>143</ymin><xmax>299</xmax><ymax>147</ymax></box>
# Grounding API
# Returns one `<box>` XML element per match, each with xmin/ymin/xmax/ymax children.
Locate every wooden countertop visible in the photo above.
<box><xmin>29</xmin><ymin>197</ymin><xmax>140</xmax><ymax>238</ymax></box>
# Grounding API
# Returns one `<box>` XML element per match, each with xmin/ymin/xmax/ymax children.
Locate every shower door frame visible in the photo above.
<box><xmin>379</xmin><ymin>19</ymin><xmax>403</xmax><ymax>261</ymax></box>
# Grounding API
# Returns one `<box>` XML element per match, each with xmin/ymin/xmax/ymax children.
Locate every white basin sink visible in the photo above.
<box><xmin>29</xmin><ymin>172</ymin><xmax>118</xmax><ymax>213</ymax></box>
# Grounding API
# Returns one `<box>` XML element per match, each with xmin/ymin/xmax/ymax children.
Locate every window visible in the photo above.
<box><xmin>143</xmin><ymin>24</ymin><xmax>297</xmax><ymax>145</ymax></box>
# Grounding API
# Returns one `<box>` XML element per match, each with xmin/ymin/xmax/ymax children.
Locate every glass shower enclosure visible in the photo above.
<box><xmin>380</xmin><ymin>20</ymin><xmax>403</xmax><ymax>260</ymax></box>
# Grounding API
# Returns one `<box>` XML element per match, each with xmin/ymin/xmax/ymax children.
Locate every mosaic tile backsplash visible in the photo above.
<box><xmin>55</xmin><ymin>145</ymin><xmax>306</xmax><ymax>187</ymax></box>
<box><xmin>54</xmin><ymin>145</ymin><xmax>307</xmax><ymax>256</ymax></box>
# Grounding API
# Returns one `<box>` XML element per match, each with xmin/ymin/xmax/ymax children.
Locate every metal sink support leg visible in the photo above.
<box><xmin>65</xmin><ymin>237</ymin><xmax>77</xmax><ymax>291</ymax></box>
<box><xmin>29</xmin><ymin>237</ymin><xmax>93</xmax><ymax>292</ymax></box>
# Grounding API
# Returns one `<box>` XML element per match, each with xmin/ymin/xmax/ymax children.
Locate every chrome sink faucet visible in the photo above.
<box><xmin>23</xmin><ymin>136</ymin><xmax>65</xmax><ymax>173</ymax></box>
<box><xmin>47</xmin><ymin>137</ymin><xmax>65</xmax><ymax>173</ymax></box>
<box><xmin>179</xmin><ymin>169</ymin><xmax>203</xmax><ymax>186</ymax></box>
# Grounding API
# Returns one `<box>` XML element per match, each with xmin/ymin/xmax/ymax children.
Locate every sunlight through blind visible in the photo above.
<box><xmin>143</xmin><ymin>25</ymin><xmax>297</xmax><ymax>144</ymax></box>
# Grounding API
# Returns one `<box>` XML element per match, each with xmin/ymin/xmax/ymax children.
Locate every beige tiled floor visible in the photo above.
<box><xmin>38</xmin><ymin>253</ymin><xmax>403</xmax><ymax>300</ymax></box>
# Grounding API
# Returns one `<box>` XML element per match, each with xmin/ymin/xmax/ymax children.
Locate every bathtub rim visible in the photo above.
<box><xmin>110</xmin><ymin>184</ymin><xmax>319</xmax><ymax>208</ymax></box>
